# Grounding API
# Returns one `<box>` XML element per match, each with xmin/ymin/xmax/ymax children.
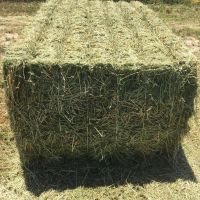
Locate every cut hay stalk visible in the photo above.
<box><xmin>3</xmin><ymin>0</ymin><xmax>198</xmax><ymax>166</ymax></box>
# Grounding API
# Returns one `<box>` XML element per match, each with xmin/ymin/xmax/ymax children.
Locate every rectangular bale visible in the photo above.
<box><xmin>3</xmin><ymin>0</ymin><xmax>197</xmax><ymax>165</ymax></box>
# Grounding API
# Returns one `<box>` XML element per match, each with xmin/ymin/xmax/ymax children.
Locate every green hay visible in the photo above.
<box><xmin>3</xmin><ymin>0</ymin><xmax>198</xmax><ymax>166</ymax></box>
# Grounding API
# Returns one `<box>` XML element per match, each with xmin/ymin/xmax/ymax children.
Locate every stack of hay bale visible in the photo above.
<box><xmin>3</xmin><ymin>0</ymin><xmax>197</xmax><ymax>166</ymax></box>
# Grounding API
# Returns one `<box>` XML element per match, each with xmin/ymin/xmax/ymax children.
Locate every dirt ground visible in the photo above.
<box><xmin>0</xmin><ymin>2</ymin><xmax>200</xmax><ymax>200</ymax></box>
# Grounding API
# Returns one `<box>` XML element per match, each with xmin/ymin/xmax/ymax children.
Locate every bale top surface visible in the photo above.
<box><xmin>4</xmin><ymin>0</ymin><xmax>196</xmax><ymax>70</ymax></box>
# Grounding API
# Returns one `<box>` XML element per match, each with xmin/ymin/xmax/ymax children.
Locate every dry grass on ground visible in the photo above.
<box><xmin>0</xmin><ymin>2</ymin><xmax>200</xmax><ymax>200</ymax></box>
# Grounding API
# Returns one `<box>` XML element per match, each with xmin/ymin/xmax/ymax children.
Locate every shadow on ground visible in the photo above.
<box><xmin>23</xmin><ymin>146</ymin><xmax>197</xmax><ymax>196</ymax></box>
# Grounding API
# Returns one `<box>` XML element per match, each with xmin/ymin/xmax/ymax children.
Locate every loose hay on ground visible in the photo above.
<box><xmin>3</xmin><ymin>0</ymin><xmax>198</xmax><ymax>166</ymax></box>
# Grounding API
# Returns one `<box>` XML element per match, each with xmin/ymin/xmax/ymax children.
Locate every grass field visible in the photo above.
<box><xmin>0</xmin><ymin>1</ymin><xmax>200</xmax><ymax>200</ymax></box>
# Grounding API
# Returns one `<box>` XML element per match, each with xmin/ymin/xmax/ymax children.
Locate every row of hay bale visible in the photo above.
<box><xmin>3</xmin><ymin>0</ymin><xmax>197</xmax><ymax>166</ymax></box>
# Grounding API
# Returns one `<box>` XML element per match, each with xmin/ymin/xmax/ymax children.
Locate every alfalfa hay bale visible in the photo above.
<box><xmin>3</xmin><ymin>0</ymin><xmax>197</xmax><ymax>166</ymax></box>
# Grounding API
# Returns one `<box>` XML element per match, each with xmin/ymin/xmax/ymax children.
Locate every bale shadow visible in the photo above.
<box><xmin>23</xmin><ymin>146</ymin><xmax>197</xmax><ymax>197</ymax></box>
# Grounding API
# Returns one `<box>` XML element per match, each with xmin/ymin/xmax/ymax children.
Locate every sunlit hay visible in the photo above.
<box><xmin>3</xmin><ymin>0</ymin><xmax>198</xmax><ymax>166</ymax></box>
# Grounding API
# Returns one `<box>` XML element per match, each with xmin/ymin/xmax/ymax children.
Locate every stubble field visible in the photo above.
<box><xmin>0</xmin><ymin>1</ymin><xmax>200</xmax><ymax>200</ymax></box>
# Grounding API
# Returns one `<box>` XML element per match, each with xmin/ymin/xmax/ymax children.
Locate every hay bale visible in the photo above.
<box><xmin>3</xmin><ymin>0</ymin><xmax>197</xmax><ymax>166</ymax></box>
